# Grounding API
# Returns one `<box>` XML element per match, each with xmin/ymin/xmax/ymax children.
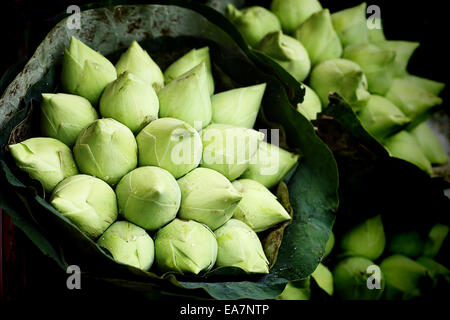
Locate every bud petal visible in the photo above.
<box><xmin>376</xmin><ymin>41</ymin><xmax>419</xmax><ymax>76</ymax></box>
<box><xmin>423</xmin><ymin>224</ymin><xmax>449</xmax><ymax>258</ymax></box>
<box><xmin>368</xmin><ymin>18</ymin><xmax>386</xmax><ymax>43</ymax></box>
<box><xmin>323</xmin><ymin>231</ymin><xmax>335</xmax><ymax>258</ymax></box>
<box><xmin>311</xmin><ymin>263</ymin><xmax>334</xmax><ymax>296</ymax></box>
<box><xmin>270</xmin><ymin>0</ymin><xmax>322</xmax><ymax>34</ymax></box>
<box><xmin>297</xmin><ymin>83</ymin><xmax>322</xmax><ymax>120</ymax></box>
<box><xmin>409</xmin><ymin>122</ymin><xmax>448</xmax><ymax>165</ymax></box>
<box><xmin>277</xmin><ymin>279</ymin><xmax>311</xmax><ymax>300</ymax></box>
<box><xmin>401</xmin><ymin>74</ymin><xmax>445</xmax><ymax>95</ymax></box>
<box><xmin>331</xmin><ymin>3</ymin><xmax>369</xmax><ymax>47</ymax></box>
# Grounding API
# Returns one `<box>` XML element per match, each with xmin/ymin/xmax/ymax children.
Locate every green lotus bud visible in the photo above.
<box><xmin>294</xmin><ymin>9</ymin><xmax>343</xmax><ymax>66</ymax></box>
<box><xmin>240</xmin><ymin>141</ymin><xmax>299</xmax><ymax>189</ymax></box>
<box><xmin>211</xmin><ymin>83</ymin><xmax>266</xmax><ymax>129</ymax></box>
<box><xmin>158</xmin><ymin>63</ymin><xmax>211</xmax><ymax>130</ymax></box>
<box><xmin>40</xmin><ymin>93</ymin><xmax>98</xmax><ymax>147</ymax></box>
<box><xmin>177</xmin><ymin>168</ymin><xmax>242</xmax><ymax>230</ymax></box>
<box><xmin>231</xmin><ymin>179</ymin><xmax>291</xmax><ymax>232</ymax></box>
<box><xmin>309</xmin><ymin>58</ymin><xmax>370</xmax><ymax>111</ymax></box>
<box><xmin>409</xmin><ymin>122</ymin><xmax>448</xmax><ymax>165</ymax></box>
<box><xmin>154</xmin><ymin>218</ymin><xmax>218</xmax><ymax>274</ymax></box>
<box><xmin>368</xmin><ymin>18</ymin><xmax>386</xmax><ymax>43</ymax></box>
<box><xmin>343</xmin><ymin>43</ymin><xmax>396</xmax><ymax>95</ymax></box>
<box><xmin>380</xmin><ymin>254</ymin><xmax>429</xmax><ymax>300</ymax></box>
<box><xmin>136</xmin><ymin>118</ymin><xmax>202</xmax><ymax>179</ymax></box>
<box><xmin>116</xmin><ymin>166</ymin><xmax>181</xmax><ymax>231</ymax></box>
<box><xmin>256</xmin><ymin>31</ymin><xmax>311</xmax><ymax>82</ymax></box>
<box><xmin>9</xmin><ymin>137</ymin><xmax>78</xmax><ymax>192</ymax></box>
<box><xmin>277</xmin><ymin>279</ymin><xmax>311</xmax><ymax>300</ymax></box>
<box><xmin>416</xmin><ymin>256</ymin><xmax>449</xmax><ymax>280</ymax></box>
<box><xmin>270</xmin><ymin>0</ymin><xmax>322</xmax><ymax>34</ymax></box>
<box><xmin>214</xmin><ymin>219</ymin><xmax>269</xmax><ymax>274</ymax></box>
<box><xmin>297</xmin><ymin>83</ymin><xmax>322</xmax><ymax>121</ymax></box>
<box><xmin>331</xmin><ymin>3</ymin><xmax>369</xmax><ymax>47</ymax></box>
<box><xmin>402</xmin><ymin>74</ymin><xmax>445</xmax><ymax>95</ymax></box>
<box><xmin>382</xmin><ymin>131</ymin><xmax>432</xmax><ymax>175</ymax></box>
<box><xmin>339</xmin><ymin>215</ymin><xmax>385</xmax><ymax>260</ymax></box>
<box><xmin>376</xmin><ymin>41</ymin><xmax>419</xmax><ymax>76</ymax></box>
<box><xmin>358</xmin><ymin>95</ymin><xmax>410</xmax><ymax>140</ymax></box>
<box><xmin>98</xmin><ymin>221</ymin><xmax>154</xmax><ymax>271</ymax></box>
<box><xmin>388</xmin><ymin>232</ymin><xmax>425</xmax><ymax>258</ymax></box>
<box><xmin>423</xmin><ymin>224</ymin><xmax>449</xmax><ymax>258</ymax></box>
<box><xmin>333</xmin><ymin>257</ymin><xmax>384</xmax><ymax>300</ymax></box>
<box><xmin>385</xmin><ymin>79</ymin><xmax>443</xmax><ymax>121</ymax></box>
<box><xmin>201</xmin><ymin>124</ymin><xmax>264</xmax><ymax>181</ymax></box>
<box><xmin>99</xmin><ymin>71</ymin><xmax>159</xmax><ymax>134</ymax></box>
<box><xmin>311</xmin><ymin>263</ymin><xmax>334</xmax><ymax>296</ymax></box>
<box><xmin>73</xmin><ymin>118</ymin><xmax>137</xmax><ymax>185</ymax></box>
<box><xmin>50</xmin><ymin>174</ymin><xmax>117</xmax><ymax>239</ymax></box>
<box><xmin>324</xmin><ymin>231</ymin><xmax>335</xmax><ymax>258</ymax></box>
<box><xmin>61</xmin><ymin>36</ymin><xmax>116</xmax><ymax>105</ymax></box>
<box><xmin>164</xmin><ymin>47</ymin><xmax>214</xmax><ymax>95</ymax></box>
<box><xmin>225</xmin><ymin>4</ymin><xmax>281</xmax><ymax>47</ymax></box>
<box><xmin>115</xmin><ymin>40</ymin><xmax>164</xmax><ymax>91</ymax></box>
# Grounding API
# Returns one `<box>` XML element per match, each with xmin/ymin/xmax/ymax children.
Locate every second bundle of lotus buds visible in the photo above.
<box><xmin>115</xmin><ymin>40</ymin><xmax>164</xmax><ymax>91</ymax></box>
<box><xmin>270</xmin><ymin>0</ymin><xmax>323</xmax><ymax>34</ymax></box>
<box><xmin>376</xmin><ymin>40</ymin><xmax>419</xmax><ymax>77</ymax></box>
<box><xmin>331</xmin><ymin>3</ymin><xmax>369</xmax><ymax>47</ymax></box>
<box><xmin>9</xmin><ymin>137</ymin><xmax>78</xmax><ymax>192</ymax></box>
<box><xmin>409</xmin><ymin>122</ymin><xmax>448</xmax><ymax>165</ymax></box>
<box><xmin>294</xmin><ymin>9</ymin><xmax>343</xmax><ymax>66</ymax></box>
<box><xmin>297</xmin><ymin>83</ymin><xmax>322</xmax><ymax>121</ymax></box>
<box><xmin>164</xmin><ymin>47</ymin><xmax>214</xmax><ymax>96</ymax></box>
<box><xmin>231</xmin><ymin>179</ymin><xmax>291</xmax><ymax>232</ymax></box>
<box><xmin>214</xmin><ymin>219</ymin><xmax>269</xmax><ymax>274</ymax></box>
<box><xmin>115</xmin><ymin>166</ymin><xmax>181</xmax><ymax>231</ymax></box>
<box><xmin>343</xmin><ymin>43</ymin><xmax>396</xmax><ymax>95</ymax></box>
<box><xmin>310</xmin><ymin>58</ymin><xmax>371</xmax><ymax>111</ymax></box>
<box><xmin>154</xmin><ymin>219</ymin><xmax>218</xmax><ymax>274</ymax></box>
<box><xmin>99</xmin><ymin>71</ymin><xmax>159</xmax><ymax>134</ymax></box>
<box><xmin>98</xmin><ymin>221</ymin><xmax>155</xmax><ymax>271</ymax></box>
<box><xmin>225</xmin><ymin>4</ymin><xmax>281</xmax><ymax>47</ymax></box>
<box><xmin>200</xmin><ymin>124</ymin><xmax>264</xmax><ymax>181</ymax></box>
<box><xmin>40</xmin><ymin>93</ymin><xmax>98</xmax><ymax>147</ymax></box>
<box><xmin>177</xmin><ymin>168</ymin><xmax>242</xmax><ymax>230</ymax></box>
<box><xmin>136</xmin><ymin>118</ymin><xmax>202</xmax><ymax>179</ymax></box>
<box><xmin>382</xmin><ymin>131</ymin><xmax>432</xmax><ymax>175</ymax></box>
<box><xmin>50</xmin><ymin>174</ymin><xmax>118</xmax><ymax>239</ymax></box>
<box><xmin>241</xmin><ymin>141</ymin><xmax>300</xmax><ymax>189</ymax></box>
<box><xmin>61</xmin><ymin>37</ymin><xmax>116</xmax><ymax>105</ymax></box>
<box><xmin>358</xmin><ymin>95</ymin><xmax>410</xmax><ymax>140</ymax></box>
<box><xmin>158</xmin><ymin>63</ymin><xmax>212</xmax><ymax>130</ymax></box>
<box><xmin>311</xmin><ymin>263</ymin><xmax>334</xmax><ymax>296</ymax></box>
<box><xmin>211</xmin><ymin>83</ymin><xmax>266</xmax><ymax>129</ymax></box>
<box><xmin>256</xmin><ymin>31</ymin><xmax>311</xmax><ymax>82</ymax></box>
<box><xmin>73</xmin><ymin>118</ymin><xmax>137</xmax><ymax>186</ymax></box>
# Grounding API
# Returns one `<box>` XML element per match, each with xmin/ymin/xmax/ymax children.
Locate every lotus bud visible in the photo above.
<box><xmin>164</xmin><ymin>47</ymin><xmax>214</xmax><ymax>95</ymax></box>
<box><xmin>50</xmin><ymin>174</ymin><xmax>117</xmax><ymax>239</ymax></box>
<box><xmin>409</xmin><ymin>122</ymin><xmax>448</xmax><ymax>165</ymax></box>
<box><xmin>115</xmin><ymin>40</ymin><xmax>164</xmax><ymax>91</ymax></box>
<box><xmin>225</xmin><ymin>4</ymin><xmax>281</xmax><ymax>47</ymax></box>
<box><xmin>343</xmin><ymin>43</ymin><xmax>396</xmax><ymax>95</ymax></box>
<box><xmin>61</xmin><ymin>36</ymin><xmax>116</xmax><ymax>105</ymax></box>
<box><xmin>98</xmin><ymin>221</ymin><xmax>154</xmax><ymax>271</ymax></box>
<box><xmin>380</xmin><ymin>254</ymin><xmax>429</xmax><ymax>300</ymax></box>
<box><xmin>201</xmin><ymin>124</ymin><xmax>264</xmax><ymax>181</ymax></box>
<box><xmin>358</xmin><ymin>95</ymin><xmax>410</xmax><ymax>140</ymax></box>
<box><xmin>376</xmin><ymin>41</ymin><xmax>419</xmax><ymax>76</ymax></box>
<box><xmin>177</xmin><ymin>168</ymin><xmax>242</xmax><ymax>230</ymax></box>
<box><xmin>9</xmin><ymin>137</ymin><xmax>78</xmax><ymax>192</ymax></box>
<box><xmin>154</xmin><ymin>218</ymin><xmax>218</xmax><ymax>274</ymax></box>
<box><xmin>323</xmin><ymin>231</ymin><xmax>335</xmax><ymax>258</ymax></box>
<box><xmin>270</xmin><ymin>0</ymin><xmax>322</xmax><ymax>34</ymax></box>
<box><xmin>136</xmin><ymin>118</ymin><xmax>202</xmax><ymax>179</ymax></box>
<box><xmin>382</xmin><ymin>131</ymin><xmax>432</xmax><ymax>175</ymax></box>
<box><xmin>256</xmin><ymin>31</ymin><xmax>311</xmax><ymax>82</ymax></box>
<box><xmin>368</xmin><ymin>18</ymin><xmax>386</xmax><ymax>43</ymax></box>
<box><xmin>297</xmin><ymin>83</ymin><xmax>322</xmax><ymax>121</ymax></box>
<box><xmin>40</xmin><ymin>93</ymin><xmax>98</xmax><ymax>147</ymax></box>
<box><xmin>388</xmin><ymin>232</ymin><xmax>425</xmax><ymax>258</ymax></box>
<box><xmin>333</xmin><ymin>257</ymin><xmax>384</xmax><ymax>300</ymax></box>
<box><xmin>331</xmin><ymin>3</ymin><xmax>369</xmax><ymax>47</ymax></box>
<box><xmin>99</xmin><ymin>72</ymin><xmax>159</xmax><ymax>134</ymax></box>
<box><xmin>311</xmin><ymin>263</ymin><xmax>334</xmax><ymax>296</ymax></box>
<box><xmin>294</xmin><ymin>9</ymin><xmax>343</xmax><ymax>66</ymax></box>
<box><xmin>211</xmin><ymin>83</ymin><xmax>266</xmax><ymax>129</ymax></box>
<box><xmin>309</xmin><ymin>58</ymin><xmax>370</xmax><ymax>111</ymax></box>
<box><xmin>158</xmin><ymin>63</ymin><xmax>212</xmax><ymax>130</ymax></box>
<box><xmin>214</xmin><ymin>219</ymin><xmax>269</xmax><ymax>274</ymax></box>
<box><xmin>73</xmin><ymin>118</ymin><xmax>137</xmax><ymax>186</ymax></box>
<box><xmin>385</xmin><ymin>78</ymin><xmax>442</xmax><ymax>121</ymax></box>
<box><xmin>339</xmin><ymin>215</ymin><xmax>385</xmax><ymax>260</ymax></box>
<box><xmin>231</xmin><ymin>179</ymin><xmax>291</xmax><ymax>232</ymax></box>
<box><xmin>116</xmin><ymin>166</ymin><xmax>181</xmax><ymax>231</ymax></box>
<box><xmin>402</xmin><ymin>74</ymin><xmax>445</xmax><ymax>95</ymax></box>
<box><xmin>423</xmin><ymin>224</ymin><xmax>449</xmax><ymax>258</ymax></box>
<box><xmin>278</xmin><ymin>279</ymin><xmax>311</xmax><ymax>300</ymax></box>
<box><xmin>241</xmin><ymin>141</ymin><xmax>299</xmax><ymax>189</ymax></box>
